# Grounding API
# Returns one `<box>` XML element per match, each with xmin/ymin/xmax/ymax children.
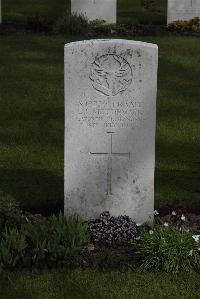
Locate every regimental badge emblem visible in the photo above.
<box><xmin>89</xmin><ymin>54</ymin><xmax>133</xmax><ymax>96</ymax></box>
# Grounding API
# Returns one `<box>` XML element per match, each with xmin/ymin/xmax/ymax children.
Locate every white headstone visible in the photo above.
<box><xmin>64</xmin><ymin>39</ymin><xmax>158</xmax><ymax>223</ymax></box>
<box><xmin>167</xmin><ymin>0</ymin><xmax>200</xmax><ymax>24</ymax></box>
<box><xmin>71</xmin><ymin>0</ymin><xmax>116</xmax><ymax>24</ymax></box>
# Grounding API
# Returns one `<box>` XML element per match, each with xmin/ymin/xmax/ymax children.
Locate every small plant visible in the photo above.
<box><xmin>53</xmin><ymin>13</ymin><xmax>89</xmax><ymax>35</ymax></box>
<box><xmin>0</xmin><ymin>200</ymin><xmax>26</xmax><ymax>232</ymax></box>
<box><xmin>25</xmin><ymin>221</ymin><xmax>48</xmax><ymax>266</ymax></box>
<box><xmin>0</xmin><ymin>211</ymin><xmax>88</xmax><ymax>269</ymax></box>
<box><xmin>168</xmin><ymin>17</ymin><xmax>200</xmax><ymax>33</ymax></box>
<box><xmin>0</xmin><ymin>227</ymin><xmax>28</xmax><ymax>268</ymax></box>
<box><xmin>26</xmin><ymin>14</ymin><xmax>50</xmax><ymax>33</ymax></box>
<box><xmin>89</xmin><ymin>211</ymin><xmax>138</xmax><ymax>246</ymax></box>
<box><xmin>89</xmin><ymin>19</ymin><xmax>106</xmax><ymax>28</ymax></box>
<box><xmin>136</xmin><ymin>227</ymin><xmax>200</xmax><ymax>273</ymax></box>
<box><xmin>47</xmin><ymin>213</ymin><xmax>88</xmax><ymax>260</ymax></box>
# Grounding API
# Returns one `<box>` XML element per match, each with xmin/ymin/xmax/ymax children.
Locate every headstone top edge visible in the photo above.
<box><xmin>64</xmin><ymin>39</ymin><xmax>158</xmax><ymax>50</ymax></box>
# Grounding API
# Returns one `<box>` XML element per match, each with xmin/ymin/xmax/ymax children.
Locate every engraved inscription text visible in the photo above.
<box><xmin>78</xmin><ymin>98</ymin><xmax>145</xmax><ymax>128</ymax></box>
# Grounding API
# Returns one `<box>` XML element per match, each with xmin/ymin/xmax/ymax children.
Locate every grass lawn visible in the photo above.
<box><xmin>2</xmin><ymin>0</ymin><xmax>167</xmax><ymax>24</ymax></box>
<box><xmin>118</xmin><ymin>0</ymin><xmax>167</xmax><ymax>24</ymax></box>
<box><xmin>3</xmin><ymin>0</ymin><xmax>69</xmax><ymax>22</ymax></box>
<box><xmin>0</xmin><ymin>269</ymin><xmax>200</xmax><ymax>298</ymax></box>
<box><xmin>0</xmin><ymin>34</ymin><xmax>199</xmax><ymax>214</ymax></box>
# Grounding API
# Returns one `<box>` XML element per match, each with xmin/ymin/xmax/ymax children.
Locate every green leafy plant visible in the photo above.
<box><xmin>47</xmin><ymin>213</ymin><xmax>89</xmax><ymax>260</ymax></box>
<box><xmin>136</xmin><ymin>227</ymin><xmax>200</xmax><ymax>273</ymax></box>
<box><xmin>168</xmin><ymin>17</ymin><xmax>200</xmax><ymax>33</ymax></box>
<box><xmin>0</xmin><ymin>227</ymin><xmax>28</xmax><ymax>268</ymax></box>
<box><xmin>0</xmin><ymin>200</ymin><xmax>26</xmax><ymax>232</ymax></box>
<box><xmin>89</xmin><ymin>19</ymin><xmax>106</xmax><ymax>28</ymax></box>
<box><xmin>53</xmin><ymin>13</ymin><xmax>89</xmax><ymax>35</ymax></box>
<box><xmin>26</xmin><ymin>14</ymin><xmax>50</xmax><ymax>33</ymax></box>
<box><xmin>24</xmin><ymin>221</ymin><xmax>49</xmax><ymax>265</ymax></box>
<box><xmin>0</xmin><ymin>210</ymin><xmax>88</xmax><ymax>269</ymax></box>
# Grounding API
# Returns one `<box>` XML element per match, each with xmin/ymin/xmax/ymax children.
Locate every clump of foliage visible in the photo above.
<box><xmin>136</xmin><ymin>227</ymin><xmax>200</xmax><ymax>273</ymax></box>
<box><xmin>47</xmin><ymin>213</ymin><xmax>89</xmax><ymax>260</ymax></box>
<box><xmin>0</xmin><ymin>207</ymin><xmax>88</xmax><ymax>269</ymax></box>
<box><xmin>53</xmin><ymin>13</ymin><xmax>89</xmax><ymax>35</ymax></box>
<box><xmin>0</xmin><ymin>200</ymin><xmax>26</xmax><ymax>231</ymax></box>
<box><xmin>26</xmin><ymin>14</ymin><xmax>51</xmax><ymax>33</ymax></box>
<box><xmin>24</xmin><ymin>220</ymin><xmax>49</xmax><ymax>266</ymax></box>
<box><xmin>0</xmin><ymin>227</ymin><xmax>28</xmax><ymax>268</ymax></box>
<box><xmin>89</xmin><ymin>211</ymin><xmax>138</xmax><ymax>246</ymax></box>
<box><xmin>89</xmin><ymin>19</ymin><xmax>106</xmax><ymax>28</ymax></box>
<box><xmin>168</xmin><ymin>17</ymin><xmax>200</xmax><ymax>33</ymax></box>
<box><xmin>89</xmin><ymin>19</ymin><xmax>118</xmax><ymax>36</ymax></box>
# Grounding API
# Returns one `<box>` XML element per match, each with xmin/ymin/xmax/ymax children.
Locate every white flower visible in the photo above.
<box><xmin>25</xmin><ymin>216</ymin><xmax>30</xmax><ymax>223</ymax></box>
<box><xmin>149</xmin><ymin>230</ymin><xmax>154</xmax><ymax>235</ymax></box>
<box><xmin>135</xmin><ymin>236</ymin><xmax>141</xmax><ymax>241</ymax></box>
<box><xmin>153</xmin><ymin>210</ymin><xmax>159</xmax><ymax>216</ymax></box>
<box><xmin>136</xmin><ymin>223</ymin><xmax>141</xmax><ymax>227</ymax></box>
<box><xmin>86</xmin><ymin>244</ymin><xmax>95</xmax><ymax>252</ymax></box>
<box><xmin>192</xmin><ymin>235</ymin><xmax>200</xmax><ymax>243</ymax></box>
<box><xmin>181</xmin><ymin>214</ymin><xmax>186</xmax><ymax>221</ymax></box>
<box><xmin>171</xmin><ymin>211</ymin><xmax>176</xmax><ymax>216</ymax></box>
<box><xmin>198</xmin><ymin>248</ymin><xmax>200</xmax><ymax>251</ymax></box>
<box><xmin>188</xmin><ymin>249</ymin><xmax>193</xmax><ymax>256</ymax></box>
<box><xmin>163</xmin><ymin>222</ymin><xmax>169</xmax><ymax>227</ymax></box>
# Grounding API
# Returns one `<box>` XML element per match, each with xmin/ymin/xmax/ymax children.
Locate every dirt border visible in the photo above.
<box><xmin>0</xmin><ymin>21</ymin><xmax>200</xmax><ymax>37</ymax></box>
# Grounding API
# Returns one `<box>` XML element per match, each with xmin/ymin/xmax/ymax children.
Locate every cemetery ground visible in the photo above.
<box><xmin>0</xmin><ymin>33</ymin><xmax>200</xmax><ymax>296</ymax></box>
<box><xmin>0</xmin><ymin>1</ymin><xmax>200</xmax><ymax>297</ymax></box>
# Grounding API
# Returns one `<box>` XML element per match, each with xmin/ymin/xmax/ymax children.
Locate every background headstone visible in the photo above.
<box><xmin>71</xmin><ymin>0</ymin><xmax>116</xmax><ymax>24</ymax></box>
<box><xmin>64</xmin><ymin>39</ymin><xmax>158</xmax><ymax>223</ymax></box>
<box><xmin>167</xmin><ymin>0</ymin><xmax>200</xmax><ymax>24</ymax></box>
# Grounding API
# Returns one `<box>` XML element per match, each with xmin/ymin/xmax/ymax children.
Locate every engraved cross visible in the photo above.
<box><xmin>90</xmin><ymin>132</ymin><xmax>130</xmax><ymax>195</ymax></box>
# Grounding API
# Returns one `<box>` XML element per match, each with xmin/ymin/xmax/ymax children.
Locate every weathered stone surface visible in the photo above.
<box><xmin>64</xmin><ymin>39</ymin><xmax>158</xmax><ymax>223</ymax></box>
<box><xmin>167</xmin><ymin>0</ymin><xmax>200</xmax><ymax>24</ymax></box>
<box><xmin>71</xmin><ymin>0</ymin><xmax>116</xmax><ymax>24</ymax></box>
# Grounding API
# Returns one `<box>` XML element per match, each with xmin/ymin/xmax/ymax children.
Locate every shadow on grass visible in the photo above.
<box><xmin>158</xmin><ymin>58</ymin><xmax>200</xmax><ymax>100</ymax></box>
<box><xmin>155</xmin><ymin>168</ymin><xmax>200</xmax><ymax>213</ymax></box>
<box><xmin>155</xmin><ymin>138</ymin><xmax>200</xmax><ymax>213</ymax></box>
<box><xmin>0</xmin><ymin>168</ymin><xmax>63</xmax><ymax>215</ymax></box>
<box><xmin>154</xmin><ymin>50</ymin><xmax>200</xmax><ymax>213</ymax></box>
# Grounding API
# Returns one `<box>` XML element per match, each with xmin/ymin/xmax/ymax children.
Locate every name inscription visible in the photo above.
<box><xmin>78</xmin><ymin>98</ymin><xmax>145</xmax><ymax>128</ymax></box>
